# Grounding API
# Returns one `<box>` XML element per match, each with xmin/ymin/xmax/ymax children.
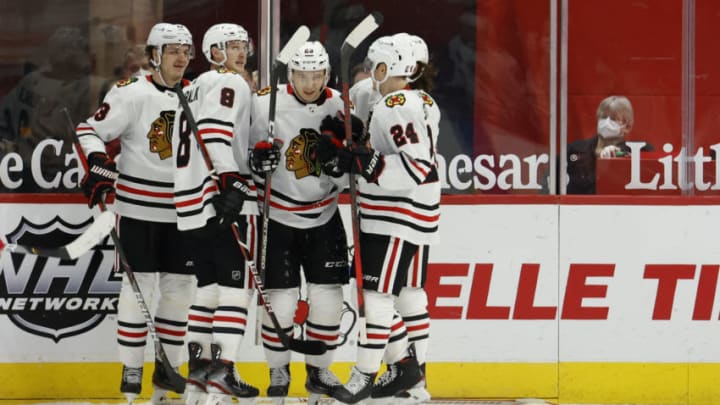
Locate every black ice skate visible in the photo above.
<box><xmin>305</xmin><ymin>364</ymin><xmax>342</xmax><ymax>404</ymax></box>
<box><xmin>267</xmin><ymin>364</ymin><xmax>290</xmax><ymax>404</ymax></box>
<box><xmin>389</xmin><ymin>362</ymin><xmax>431</xmax><ymax>404</ymax></box>
<box><xmin>185</xmin><ymin>342</ymin><xmax>213</xmax><ymax>405</ymax></box>
<box><xmin>120</xmin><ymin>365</ymin><xmax>143</xmax><ymax>404</ymax></box>
<box><xmin>205</xmin><ymin>343</ymin><xmax>259</xmax><ymax>404</ymax></box>
<box><xmin>151</xmin><ymin>357</ymin><xmax>186</xmax><ymax>404</ymax></box>
<box><xmin>330</xmin><ymin>366</ymin><xmax>376</xmax><ymax>404</ymax></box>
<box><xmin>370</xmin><ymin>349</ymin><xmax>424</xmax><ymax>400</ymax></box>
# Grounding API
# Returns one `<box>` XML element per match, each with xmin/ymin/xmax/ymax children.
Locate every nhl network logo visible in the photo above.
<box><xmin>0</xmin><ymin>216</ymin><xmax>120</xmax><ymax>342</ymax></box>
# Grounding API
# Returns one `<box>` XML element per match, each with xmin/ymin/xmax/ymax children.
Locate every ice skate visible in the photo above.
<box><xmin>185</xmin><ymin>342</ymin><xmax>213</xmax><ymax>405</ymax></box>
<box><xmin>368</xmin><ymin>350</ymin><xmax>424</xmax><ymax>403</ymax></box>
<box><xmin>120</xmin><ymin>365</ymin><xmax>143</xmax><ymax>404</ymax></box>
<box><xmin>267</xmin><ymin>364</ymin><xmax>290</xmax><ymax>404</ymax></box>
<box><xmin>330</xmin><ymin>366</ymin><xmax>376</xmax><ymax>404</ymax></box>
<box><xmin>205</xmin><ymin>343</ymin><xmax>259</xmax><ymax>404</ymax></box>
<box><xmin>391</xmin><ymin>380</ymin><xmax>432</xmax><ymax>405</ymax></box>
<box><xmin>150</xmin><ymin>358</ymin><xmax>186</xmax><ymax>404</ymax></box>
<box><xmin>305</xmin><ymin>364</ymin><xmax>342</xmax><ymax>404</ymax></box>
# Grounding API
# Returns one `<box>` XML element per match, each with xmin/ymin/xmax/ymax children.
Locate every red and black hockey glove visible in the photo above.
<box><xmin>81</xmin><ymin>152</ymin><xmax>118</xmax><ymax>208</ymax></box>
<box><xmin>319</xmin><ymin>113</ymin><xmax>368</xmax><ymax>145</ymax></box>
<box><xmin>213</xmin><ymin>172</ymin><xmax>252</xmax><ymax>226</ymax></box>
<box><xmin>250</xmin><ymin>140</ymin><xmax>281</xmax><ymax>174</ymax></box>
<box><xmin>337</xmin><ymin>145</ymin><xmax>385</xmax><ymax>184</ymax></box>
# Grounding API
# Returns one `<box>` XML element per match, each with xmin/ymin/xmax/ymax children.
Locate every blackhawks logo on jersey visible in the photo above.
<box><xmin>257</xmin><ymin>86</ymin><xmax>272</xmax><ymax>96</ymax></box>
<box><xmin>286</xmin><ymin>128</ymin><xmax>322</xmax><ymax>179</ymax></box>
<box><xmin>420</xmin><ymin>92</ymin><xmax>434</xmax><ymax>106</ymax></box>
<box><xmin>116</xmin><ymin>76</ymin><xmax>138</xmax><ymax>87</ymax></box>
<box><xmin>385</xmin><ymin>94</ymin><xmax>406</xmax><ymax>108</ymax></box>
<box><xmin>147</xmin><ymin>110</ymin><xmax>175</xmax><ymax>160</ymax></box>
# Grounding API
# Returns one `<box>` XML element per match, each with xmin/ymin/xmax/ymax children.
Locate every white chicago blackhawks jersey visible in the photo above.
<box><xmin>361</xmin><ymin>89</ymin><xmax>441</xmax><ymax>245</ymax></box>
<box><xmin>249</xmin><ymin>84</ymin><xmax>346</xmax><ymax>229</ymax></box>
<box><xmin>349</xmin><ymin>77</ymin><xmax>381</xmax><ymax>125</ymax></box>
<box><xmin>77</xmin><ymin>75</ymin><xmax>185</xmax><ymax>223</ymax></box>
<box><xmin>172</xmin><ymin>68</ymin><xmax>258</xmax><ymax>231</ymax></box>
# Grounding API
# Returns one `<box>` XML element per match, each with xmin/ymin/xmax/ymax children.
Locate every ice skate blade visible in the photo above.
<box><xmin>184</xmin><ymin>388</ymin><xmax>208</xmax><ymax>405</ymax></box>
<box><xmin>204</xmin><ymin>393</ymin><xmax>255</xmax><ymax>405</ymax></box>
<box><xmin>271</xmin><ymin>397</ymin><xmax>286</xmax><ymax>405</ymax></box>
<box><xmin>124</xmin><ymin>392</ymin><xmax>138</xmax><ymax>405</ymax></box>
<box><xmin>307</xmin><ymin>392</ymin><xmax>322</xmax><ymax>405</ymax></box>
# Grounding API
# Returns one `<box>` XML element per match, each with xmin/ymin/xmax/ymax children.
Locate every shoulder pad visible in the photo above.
<box><xmin>115</xmin><ymin>76</ymin><xmax>138</xmax><ymax>87</ymax></box>
<box><xmin>384</xmin><ymin>93</ymin><xmax>406</xmax><ymax>108</ymax></box>
<box><xmin>420</xmin><ymin>92</ymin><xmax>434</xmax><ymax>106</ymax></box>
<box><xmin>257</xmin><ymin>86</ymin><xmax>271</xmax><ymax>96</ymax></box>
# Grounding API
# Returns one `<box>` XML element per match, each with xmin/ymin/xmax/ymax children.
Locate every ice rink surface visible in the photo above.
<box><xmin>0</xmin><ymin>400</ymin><xmax>632</xmax><ymax>405</ymax></box>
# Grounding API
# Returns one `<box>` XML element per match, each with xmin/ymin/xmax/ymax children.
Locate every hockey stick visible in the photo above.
<box><xmin>172</xmin><ymin>71</ymin><xmax>326</xmax><ymax>355</ymax></box>
<box><xmin>339</xmin><ymin>13</ymin><xmax>382</xmax><ymax>345</ymax></box>
<box><xmin>62</xmin><ymin>108</ymin><xmax>186</xmax><ymax>392</ymax></box>
<box><xmin>257</xmin><ymin>24</ymin><xmax>310</xmax><ymax>345</ymax></box>
<box><xmin>0</xmin><ymin>210</ymin><xmax>115</xmax><ymax>260</ymax></box>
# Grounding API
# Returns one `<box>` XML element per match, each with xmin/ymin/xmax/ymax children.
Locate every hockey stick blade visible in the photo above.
<box><xmin>341</xmin><ymin>12</ymin><xmax>381</xmax><ymax>51</ymax></box>
<box><xmin>276</xmin><ymin>25</ymin><xmax>310</xmax><ymax>65</ymax></box>
<box><xmin>1</xmin><ymin>210</ymin><xmax>115</xmax><ymax>259</ymax></box>
<box><xmin>288</xmin><ymin>337</ymin><xmax>327</xmax><ymax>355</ymax></box>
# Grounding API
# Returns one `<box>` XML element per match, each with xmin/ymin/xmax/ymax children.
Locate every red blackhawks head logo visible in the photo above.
<box><xmin>385</xmin><ymin>94</ymin><xmax>406</xmax><ymax>108</ymax></box>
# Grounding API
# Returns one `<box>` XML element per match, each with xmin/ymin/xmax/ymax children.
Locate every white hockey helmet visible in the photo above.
<box><xmin>147</xmin><ymin>23</ymin><xmax>194</xmax><ymax>68</ymax></box>
<box><xmin>287</xmin><ymin>41</ymin><xmax>331</xmax><ymax>87</ymax></box>
<box><xmin>202</xmin><ymin>23</ymin><xmax>249</xmax><ymax>65</ymax></box>
<box><xmin>367</xmin><ymin>35</ymin><xmax>416</xmax><ymax>84</ymax></box>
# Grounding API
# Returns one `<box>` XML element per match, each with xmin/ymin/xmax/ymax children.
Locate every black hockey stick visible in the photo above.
<box><xmin>173</xmin><ymin>67</ymin><xmax>326</xmax><ymax>356</ymax></box>
<box><xmin>340</xmin><ymin>13</ymin><xmax>382</xmax><ymax>345</ymax></box>
<box><xmin>0</xmin><ymin>210</ymin><xmax>115</xmax><ymax>259</ymax></box>
<box><xmin>62</xmin><ymin>108</ymin><xmax>186</xmax><ymax>393</ymax></box>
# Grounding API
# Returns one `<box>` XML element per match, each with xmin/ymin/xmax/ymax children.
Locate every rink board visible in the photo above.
<box><xmin>1</xmin><ymin>198</ymin><xmax>720</xmax><ymax>404</ymax></box>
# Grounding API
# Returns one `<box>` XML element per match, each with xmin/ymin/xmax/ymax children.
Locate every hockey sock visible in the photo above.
<box><xmin>356</xmin><ymin>290</ymin><xmax>395</xmax><ymax>374</ymax></box>
<box><xmin>397</xmin><ymin>287</ymin><xmax>430</xmax><ymax>365</ymax></box>
<box><xmin>305</xmin><ymin>283</ymin><xmax>343</xmax><ymax>367</ymax></box>
<box><xmin>117</xmin><ymin>272</ymin><xmax>156</xmax><ymax>367</ymax></box>
<box><xmin>156</xmin><ymin>273</ymin><xmax>194</xmax><ymax>366</ymax></box>
<box><xmin>262</xmin><ymin>288</ymin><xmax>298</xmax><ymax>367</ymax></box>
<box><xmin>383</xmin><ymin>312</ymin><xmax>410</xmax><ymax>364</ymax></box>
<box><xmin>187</xmin><ymin>284</ymin><xmax>219</xmax><ymax>359</ymax></box>
<box><xmin>213</xmin><ymin>285</ymin><xmax>252</xmax><ymax>361</ymax></box>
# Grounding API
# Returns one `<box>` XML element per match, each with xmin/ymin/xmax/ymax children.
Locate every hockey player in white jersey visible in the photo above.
<box><xmin>171</xmin><ymin>23</ymin><xmax>259</xmax><ymax>405</ymax></box>
<box><xmin>248</xmin><ymin>41</ymin><xmax>350</xmax><ymax>404</ymax></box>
<box><xmin>374</xmin><ymin>32</ymin><xmax>439</xmax><ymax>405</ymax></box>
<box><xmin>320</xmin><ymin>34</ymin><xmax>440</xmax><ymax>405</ymax></box>
<box><xmin>76</xmin><ymin>23</ymin><xmax>196</xmax><ymax>404</ymax></box>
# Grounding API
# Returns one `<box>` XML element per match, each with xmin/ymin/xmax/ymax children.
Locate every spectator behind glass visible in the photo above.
<box><xmin>567</xmin><ymin>95</ymin><xmax>654</xmax><ymax>194</ymax></box>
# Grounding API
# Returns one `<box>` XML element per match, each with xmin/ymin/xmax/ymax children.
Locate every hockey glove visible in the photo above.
<box><xmin>250</xmin><ymin>140</ymin><xmax>281</xmax><ymax>174</ymax></box>
<box><xmin>315</xmin><ymin>134</ymin><xmax>345</xmax><ymax>178</ymax></box>
<box><xmin>81</xmin><ymin>152</ymin><xmax>118</xmax><ymax>208</ymax></box>
<box><xmin>319</xmin><ymin>113</ymin><xmax>368</xmax><ymax>145</ymax></box>
<box><xmin>338</xmin><ymin>145</ymin><xmax>385</xmax><ymax>184</ymax></box>
<box><xmin>213</xmin><ymin>172</ymin><xmax>252</xmax><ymax>226</ymax></box>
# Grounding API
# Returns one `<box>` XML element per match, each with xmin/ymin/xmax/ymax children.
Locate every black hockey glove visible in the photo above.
<box><xmin>319</xmin><ymin>113</ymin><xmax>368</xmax><ymax>145</ymax></box>
<box><xmin>250</xmin><ymin>140</ymin><xmax>281</xmax><ymax>174</ymax></box>
<box><xmin>213</xmin><ymin>172</ymin><xmax>252</xmax><ymax>226</ymax></box>
<box><xmin>315</xmin><ymin>134</ymin><xmax>345</xmax><ymax>178</ymax></box>
<box><xmin>81</xmin><ymin>152</ymin><xmax>118</xmax><ymax>208</ymax></box>
<box><xmin>337</xmin><ymin>145</ymin><xmax>385</xmax><ymax>184</ymax></box>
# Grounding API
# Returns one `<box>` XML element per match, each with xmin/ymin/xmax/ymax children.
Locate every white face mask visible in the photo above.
<box><xmin>597</xmin><ymin>117</ymin><xmax>624</xmax><ymax>138</ymax></box>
